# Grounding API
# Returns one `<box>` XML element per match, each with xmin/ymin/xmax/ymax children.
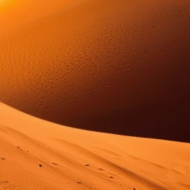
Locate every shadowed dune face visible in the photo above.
<box><xmin>0</xmin><ymin>0</ymin><xmax>190</xmax><ymax>142</ymax></box>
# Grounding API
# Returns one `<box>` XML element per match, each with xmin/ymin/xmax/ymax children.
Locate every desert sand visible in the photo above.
<box><xmin>0</xmin><ymin>0</ymin><xmax>190</xmax><ymax>141</ymax></box>
<box><xmin>0</xmin><ymin>102</ymin><xmax>190</xmax><ymax>190</ymax></box>
<box><xmin>0</xmin><ymin>0</ymin><xmax>190</xmax><ymax>189</ymax></box>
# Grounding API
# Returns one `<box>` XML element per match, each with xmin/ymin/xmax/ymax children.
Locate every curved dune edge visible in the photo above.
<box><xmin>0</xmin><ymin>102</ymin><xmax>190</xmax><ymax>190</ymax></box>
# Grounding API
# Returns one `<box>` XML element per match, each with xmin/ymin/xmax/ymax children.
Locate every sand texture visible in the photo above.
<box><xmin>0</xmin><ymin>0</ymin><xmax>190</xmax><ymax>141</ymax></box>
<box><xmin>0</xmin><ymin>0</ymin><xmax>190</xmax><ymax>189</ymax></box>
<box><xmin>0</xmin><ymin>102</ymin><xmax>190</xmax><ymax>190</ymax></box>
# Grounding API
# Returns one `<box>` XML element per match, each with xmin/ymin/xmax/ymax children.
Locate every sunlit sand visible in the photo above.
<box><xmin>0</xmin><ymin>102</ymin><xmax>190</xmax><ymax>189</ymax></box>
<box><xmin>0</xmin><ymin>0</ymin><xmax>190</xmax><ymax>189</ymax></box>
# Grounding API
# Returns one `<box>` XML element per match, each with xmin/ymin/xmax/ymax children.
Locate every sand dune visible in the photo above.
<box><xmin>1</xmin><ymin>1</ymin><xmax>190</xmax><ymax>189</ymax></box>
<box><xmin>0</xmin><ymin>102</ymin><xmax>190</xmax><ymax>189</ymax></box>
<box><xmin>0</xmin><ymin>0</ymin><xmax>79</xmax><ymax>39</ymax></box>
<box><xmin>0</xmin><ymin>0</ymin><xmax>190</xmax><ymax>141</ymax></box>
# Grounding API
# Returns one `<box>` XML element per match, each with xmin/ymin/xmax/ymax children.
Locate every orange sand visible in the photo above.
<box><xmin>0</xmin><ymin>0</ymin><xmax>190</xmax><ymax>189</ymax></box>
<box><xmin>0</xmin><ymin>102</ymin><xmax>190</xmax><ymax>189</ymax></box>
<box><xmin>0</xmin><ymin>0</ymin><xmax>190</xmax><ymax>141</ymax></box>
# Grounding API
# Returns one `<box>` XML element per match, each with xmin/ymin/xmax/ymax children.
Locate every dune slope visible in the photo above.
<box><xmin>0</xmin><ymin>0</ymin><xmax>79</xmax><ymax>39</ymax></box>
<box><xmin>0</xmin><ymin>0</ymin><xmax>190</xmax><ymax>141</ymax></box>
<box><xmin>0</xmin><ymin>102</ymin><xmax>190</xmax><ymax>190</ymax></box>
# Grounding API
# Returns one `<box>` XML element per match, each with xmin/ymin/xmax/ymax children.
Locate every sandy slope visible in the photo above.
<box><xmin>1</xmin><ymin>1</ymin><xmax>190</xmax><ymax>189</ymax></box>
<box><xmin>0</xmin><ymin>0</ymin><xmax>79</xmax><ymax>39</ymax></box>
<box><xmin>0</xmin><ymin>0</ymin><xmax>190</xmax><ymax>142</ymax></box>
<box><xmin>0</xmin><ymin>102</ymin><xmax>190</xmax><ymax>190</ymax></box>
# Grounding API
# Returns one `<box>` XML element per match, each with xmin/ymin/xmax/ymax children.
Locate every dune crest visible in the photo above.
<box><xmin>0</xmin><ymin>0</ymin><xmax>190</xmax><ymax>188</ymax></box>
<box><xmin>0</xmin><ymin>102</ymin><xmax>190</xmax><ymax>189</ymax></box>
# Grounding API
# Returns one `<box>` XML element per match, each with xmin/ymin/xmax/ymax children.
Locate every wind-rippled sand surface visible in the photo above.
<box><xmin>0</xmin><ymin>0</ymin><xmax>190</xmax><ymax>141</ymax></box>
<box><xmin>0</xmin><ymin>0</ymin><xmax>190</xmax><ymax>188</ymax></box>
<box><xmin>0</xmin><ymin>103</ymin><xmax>190</xmax><ymax>190</ymax></box>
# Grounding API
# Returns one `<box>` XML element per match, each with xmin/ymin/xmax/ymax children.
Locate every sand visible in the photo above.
<box><xmin>0</xmin><ymin>102</ymin><xmax>190</xmax><ymax>190</ymax></box>
<box><xmin>0</xmin><ymin>0</ymin><xmax>190</xmax><ymax>141</ymax></box>
<box><xmin>0</xmin><ymin>0</ymin><xmax>190</xmax><ymax>189</ymax></box>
